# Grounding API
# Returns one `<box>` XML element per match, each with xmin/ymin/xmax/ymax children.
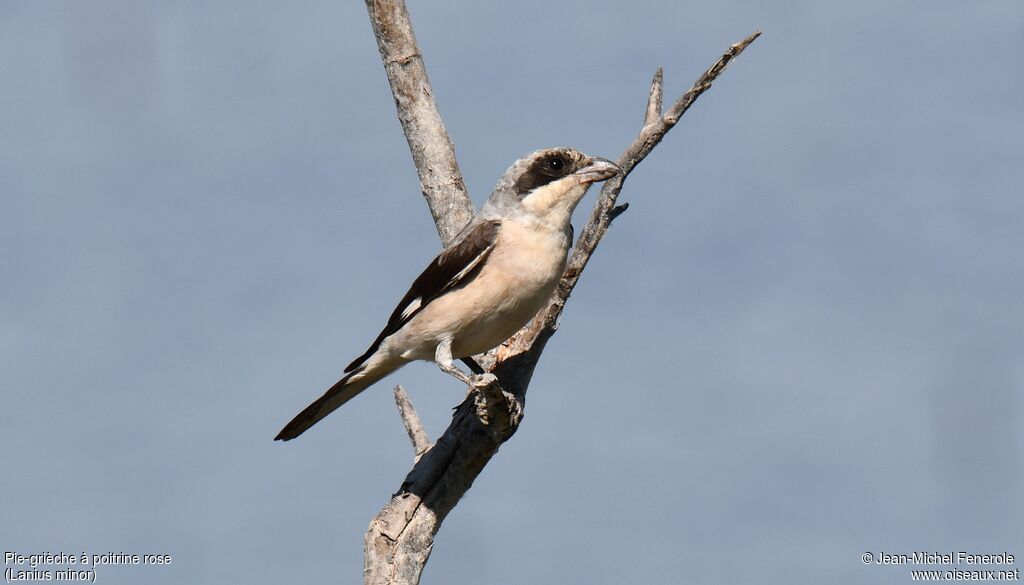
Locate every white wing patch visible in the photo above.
<box><xmin>396</xmin><ymin>242</ymin><xmax>493</xmax><ymax>324</ymax></box>
<box><xmin>400</xmin><ymin>298</ymin><xmax>422</xmax><ymax>320</ymax></box>
<box><xmin>444</xmin><ymin>243</ymin><xmax>494</xmax><ymax>290</ymax></box>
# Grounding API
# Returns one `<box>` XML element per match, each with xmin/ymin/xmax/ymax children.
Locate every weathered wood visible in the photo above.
<box><xmin>364</xmin><ymin>0</ymin><xmax>475</xmax><ymax>247</ymax></box>
<box><xmin>361</xmin><ymin>2</ymin><xmax>760</xmax><ymax>581</ymax></box>
<box><xmin>393</xmin><ymin>385</ymin><xmax>431</xmax><ymax>460</ymax></box>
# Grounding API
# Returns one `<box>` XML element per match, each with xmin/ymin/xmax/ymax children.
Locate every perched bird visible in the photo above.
<box><xmin>275</xmin><ymin>147</ymin><xmax>619</xmax><ymax>441</ymax></box>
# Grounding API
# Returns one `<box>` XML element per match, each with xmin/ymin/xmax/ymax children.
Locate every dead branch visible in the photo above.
<box><xmin>517</xmin><ymin>31</ymin><xmax>762</xmax><ymax>352</ymax></box>
<box><xmin>364</xmin><ymin>0</ymin><xmax>475</xmax><ymax>246</ymax></box>
<box><xmin>393</xmin><ymin>385</ymin><xmax>431</xmax><ymax>460</ymax></box>
<box><xmin>361</xmin><ymin>1</ymin><xmax>759</xmax><ymax>581</ymax></box>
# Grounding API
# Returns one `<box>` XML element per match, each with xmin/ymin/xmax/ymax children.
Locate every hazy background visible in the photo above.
<box><xmin>3</xmin><ymin>1</ymin><xmax>1022</xmax><ymax>583</ymax></box>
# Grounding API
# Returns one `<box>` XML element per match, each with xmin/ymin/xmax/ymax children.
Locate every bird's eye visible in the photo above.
<box><xmin>547</xmin><ymin>157</ymin><xmax>565</xmax><ymax>171</ymax></box>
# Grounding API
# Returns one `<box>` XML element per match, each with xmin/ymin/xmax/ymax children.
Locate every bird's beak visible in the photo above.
<box><xmin>573</xmin><ymin>157</ymin><xmax>621</xmax><ymax>184</ymax></box>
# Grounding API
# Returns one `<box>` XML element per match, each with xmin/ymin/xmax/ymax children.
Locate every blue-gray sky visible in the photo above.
<box><xmin>2</xmin><ymin>2</ymin><xmax>1022</xmax><ymax>583</ymax></box>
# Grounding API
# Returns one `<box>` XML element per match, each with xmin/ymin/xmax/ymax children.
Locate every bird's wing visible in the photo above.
<box><xmin>344</xmin><ymin>219</ymin><xmax>501</xmax><ymax>373</ymax></box>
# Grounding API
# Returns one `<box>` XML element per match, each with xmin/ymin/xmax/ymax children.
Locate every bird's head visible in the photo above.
<box><xmin>481</xmin><ymin>147</ymin><xmax>620</xmax><ymax>224</ymax></box>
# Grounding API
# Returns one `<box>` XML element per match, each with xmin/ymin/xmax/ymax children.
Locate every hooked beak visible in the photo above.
<box><xmin>574</xmin><ymin>157</ymin><xmax>620</xmax><ymax>184</ymax></box>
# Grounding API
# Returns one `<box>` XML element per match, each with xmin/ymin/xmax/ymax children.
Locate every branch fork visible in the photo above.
<box><xmin>362</xmin><ymin>2</ymin><xmax>759</xmax><ymax>582</ymax></box>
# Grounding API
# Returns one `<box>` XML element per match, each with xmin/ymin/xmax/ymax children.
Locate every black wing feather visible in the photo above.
<box><xmin>344</xmin><ymin>219</ymin><xmax>500</xmax><ymax>372</ymax></box>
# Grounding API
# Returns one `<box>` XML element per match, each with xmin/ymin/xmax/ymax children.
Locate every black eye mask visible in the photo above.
<box><xmin>513</xmin><ymin>153</ymin><xmax>575</xmax><ymax>197</ymax></box>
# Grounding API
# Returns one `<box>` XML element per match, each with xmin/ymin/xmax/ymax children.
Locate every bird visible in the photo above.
<box><xmin>275</xmin><ymin>147</ymin><xmax>619</xmax><ymax>441</ymax></box>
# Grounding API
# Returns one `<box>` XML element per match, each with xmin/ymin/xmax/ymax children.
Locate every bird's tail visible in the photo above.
<box><xmin>274</xmin><ymin>354</ymin><xmax>403</xmax><ymax>441</ymax></box>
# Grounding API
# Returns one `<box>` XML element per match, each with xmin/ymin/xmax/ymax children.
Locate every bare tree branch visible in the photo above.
<box><xmin>361</xmin><ymin>2</ymin><xmax>760</xmax><ymax>580</ymax></box>
<box><xmin>644</xmin><ymin>66</ymin><xmax>664</xmax><ymax>127</ymax></box>
<box><xmin>506</xmin><ymin>31</ymin><xmax>763</xmax><ymax>367</ymax></box>
<box><xmin>364</xmin><ymin>0</ymin><xmax>475</xmax><ymax>246</ymax></box>
<box><xmin>393</xmin><ymin>385</ymin><xmax>431</xmax><ymax>459</ymax></box>
<box><xmin>365</xmin><ymin>375</ymin><xmax>518</xmax><ymax>585</ymax></box>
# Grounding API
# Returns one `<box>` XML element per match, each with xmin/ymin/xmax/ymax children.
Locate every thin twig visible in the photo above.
<box><xmin>518</xmin><ymin>30</ymin><xmax>762</xmax><ymax>350</ymax></box>
<box><xmin>393</xmin><ymin>385</ymin><xmax>431</xmax><ymax>458</ymax></box>
<box><xmin>608</xmin><ymin>202</ymin><xmax>630</xmax><ymax>223</ymax></box>
<box><xmin>664</xmin><ymin>31</ymin><xmax>761</xmax><ymax>126</ymax></box>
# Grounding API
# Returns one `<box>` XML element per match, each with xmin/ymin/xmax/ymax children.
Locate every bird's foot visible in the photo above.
<box><xmin>438</xmin><ymin>360</ymin><xmax>474</xmax><ymax>386</ymax></box>
<box><xmin>435</xmin><ymin>339</ymin><xmax>475</xmax><ymax>387</ymax></box>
